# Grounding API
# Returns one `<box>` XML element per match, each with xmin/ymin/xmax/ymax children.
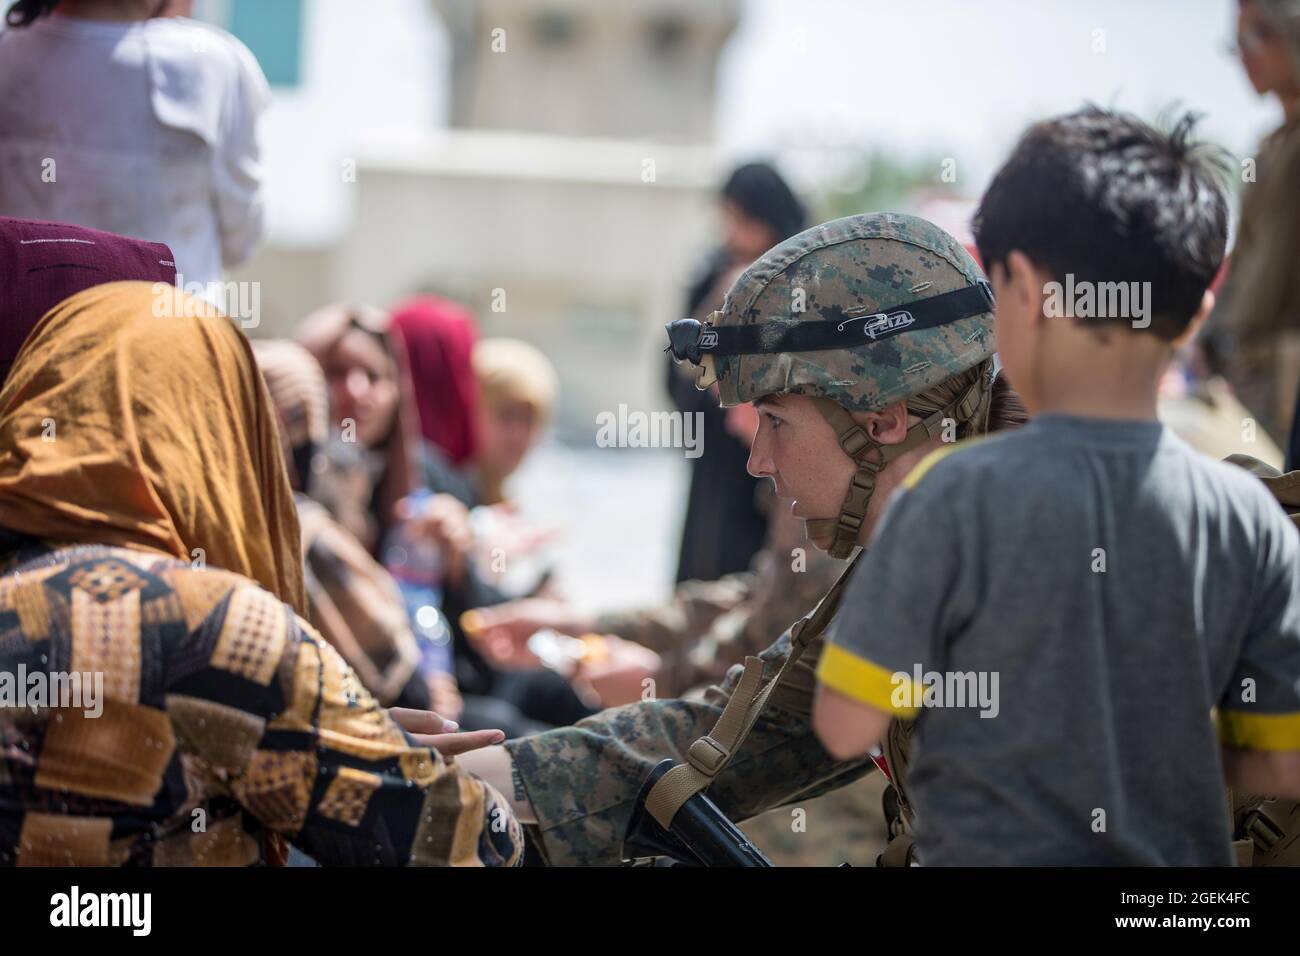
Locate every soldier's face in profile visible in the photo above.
<box><xmin>748</xmin><ymin>393</ymin><xmax>857</xmax><ymax>533</ymax></box>
<box><xmin>749</xmin><ymin>392</ymin><xmax>937</xmax><ymax>551</ymax></box>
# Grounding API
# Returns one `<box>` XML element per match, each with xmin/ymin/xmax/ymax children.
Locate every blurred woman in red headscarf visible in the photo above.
<box><xmin>390</xmin><ymin>295</ymin><xmax>481</xmax><ymax>494</ymax></box>
<box><xmin>389</xmin><ymin>295</ymin><xmax>558</xmax><ymax>510</ymax></box>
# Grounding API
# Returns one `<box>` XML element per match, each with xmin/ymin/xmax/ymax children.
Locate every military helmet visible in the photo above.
<box><xmin>665</xmin><ymin>212</ymin><xmax>998</xmax><ymax>558</ymax></box>
<box><xmin>669</xmin><ymin>212</ymin><xmax>995</xmax><ymax>408</ymax></box>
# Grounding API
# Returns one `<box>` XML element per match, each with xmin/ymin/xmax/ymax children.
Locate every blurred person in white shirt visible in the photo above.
<box><xmin>0</xmin><ymin>0</ymin><xmax>270</xmax><ymax>292</ymax></box>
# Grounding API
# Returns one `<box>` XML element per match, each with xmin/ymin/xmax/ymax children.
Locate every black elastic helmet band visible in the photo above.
<box><xmin>665</xmin><ymin>280</ymin><xmax>993</xmax><ymax>365</ymax></box>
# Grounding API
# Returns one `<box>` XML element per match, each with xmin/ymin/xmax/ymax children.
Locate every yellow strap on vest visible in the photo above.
<box><xmin>643</xmin><ymin>552</ymin><xmax>864</xmax><ymax>829</ymax></box>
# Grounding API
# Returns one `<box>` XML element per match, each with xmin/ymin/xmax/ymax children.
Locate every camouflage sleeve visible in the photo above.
<box><xmin>592</xmin><ymin>572</ymin><xmax>754</xmax><ymax>654</ymax></box>
<box><xmin>502</xmin><ymin>628</ymin><xmax>877</xmax><ymax>866</ymax></box>
<box><xmin>650</xmin><ymin>535</ymin><xmax>845</xmax><ymax>698</ymax></box>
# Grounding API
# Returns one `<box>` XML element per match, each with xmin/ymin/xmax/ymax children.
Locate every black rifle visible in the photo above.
<box><xmin>622</xmin><ymin>758</ymin><xmax>774</xmax><ymax>866</ymax></box>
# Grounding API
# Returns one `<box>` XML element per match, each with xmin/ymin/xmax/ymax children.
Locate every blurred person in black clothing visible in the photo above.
<box><xmin>668</xmin><ymin>161</ymin><xmax>806</xmax><ymax>583</ymax></box>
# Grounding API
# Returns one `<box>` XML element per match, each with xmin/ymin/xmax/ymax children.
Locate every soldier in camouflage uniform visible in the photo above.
<box><xmin>471</xmin><ymin>453</ymin><xmax>845</xmax><ymax>701</ymax></box>
<box><xmin>593</xmin><ymin>502</ymin><xmax>843</xmax><ymax>701</ymax></box>
<box><xmin>457</xmin><ymin>212</ymin><xmax>1007</xmax><ymax>865</ymax></box>
<box><xmin>591</xmin><ymin>455</ymin><xmax>889</xmax><ymax>866</ymax></box>
<box><xmin>472</xmin><ymin>421</ymin><xmax>871</xmax><ymax>864</ymax></box>
<box><xmin>471</xmin><ymin>407</ymin><xmax>872</xmax><ymax>864</ymax></box>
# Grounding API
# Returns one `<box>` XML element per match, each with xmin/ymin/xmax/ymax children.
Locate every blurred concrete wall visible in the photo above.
<box><xmin>233</xmin><ymin>128</ymin><xmax>719</xmax><ymax>433</ymax></box>
<box><xmin>226</xmin><ymin>0</ymin><xmax>738</xmax><ymax>437</ymax></box>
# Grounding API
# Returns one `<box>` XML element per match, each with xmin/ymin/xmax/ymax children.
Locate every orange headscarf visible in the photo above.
<box><xmin>0</xmin><ymin>281</ymin><xmax>306</xmax><ymax>614</ymax></box>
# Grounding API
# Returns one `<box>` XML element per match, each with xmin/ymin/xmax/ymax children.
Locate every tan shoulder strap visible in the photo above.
<box><xmin>1228</xmin><ymin>787</ymin><xmax>1300</xmax><ymax>866</ymax></box>
<box><xmin>805</xmin><ymin>372</ymin><xmax>992</xmax><ymax>559</ymax></box>
<box><xmin>878</xmin><ymin>832</ymin><xmax>917</xmax><ymax>867</ymax></box>
<box><xmin>644</xmin><ymin>552</ymin><xmax>863</xmax><ymax>829</ymax></box>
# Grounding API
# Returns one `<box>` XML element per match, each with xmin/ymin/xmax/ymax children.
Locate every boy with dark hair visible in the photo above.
<box><xmin>813</xmin><ymin>107</ymin><xmax>1300</xmax><ymax>865</ymax></box>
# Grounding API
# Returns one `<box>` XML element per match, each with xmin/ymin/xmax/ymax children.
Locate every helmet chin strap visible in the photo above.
<box><xmin>805</xmin><ymin>375</ymin><xmax>992</xmax><ymax>559</ymax></box>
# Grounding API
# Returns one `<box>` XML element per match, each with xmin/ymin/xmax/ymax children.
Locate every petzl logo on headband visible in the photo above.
<box><xmin>862</xmin><ymin>311</ymin><xmax>914</xmax><ymax>340</ymax></box>
<box><xmin>698</xmin><ymin>329</ymin><xmax>719</xmax><ymax>349</ymax></box>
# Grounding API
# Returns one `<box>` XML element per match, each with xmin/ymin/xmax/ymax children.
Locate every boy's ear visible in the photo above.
<box><xmin>1005</xmin><ymin>250</ymin><xmax>1046</xmax><ymax>324</ymax></box>
<box><xmin>1170</xmin><ymin>289</ymin><xmax>1215</xmax><ymax>350</ymax></box>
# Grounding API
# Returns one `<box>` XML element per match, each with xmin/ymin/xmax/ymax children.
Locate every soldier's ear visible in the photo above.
<box><xmin>856</xmin><ymin>400</ymin><xmax>910</xmax><ymax>444</ymax></box>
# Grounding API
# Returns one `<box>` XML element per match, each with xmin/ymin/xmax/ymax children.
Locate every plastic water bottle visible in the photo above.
<box><xmin>383</xmin><ymin>490</ymin><xmax>454</xmax><ymax>675</ymax></box>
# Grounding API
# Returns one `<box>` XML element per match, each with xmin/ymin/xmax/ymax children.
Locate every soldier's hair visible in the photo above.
<box><xmin>907</xmin><ymin>362</ymin><xmax>1028</xmax><ymax>440</ymax></box>
<box><xmin>986</xmin><ymin>373</ymin><xmax>1029</xmax><ymax>434</ymax></box>
<box><xmin>907</xmin><ymin>361</ymin><xmax>987</xmax><ymax>440</ymax></box>
<box><xmin>972</xmin><ymin>105</ymin><xmax>1230</xmax><ymax>341</ymax></box>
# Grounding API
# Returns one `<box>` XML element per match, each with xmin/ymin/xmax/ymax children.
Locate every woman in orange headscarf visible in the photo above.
<box><xmin>0</xmin><ymin>282</ymin><xmax>304</xmax><ymax>608</ymax></box>
<box><xmin>0</xmin><ymin>282</ymin><xmax>521</xmax><ymax>867</ymax></box>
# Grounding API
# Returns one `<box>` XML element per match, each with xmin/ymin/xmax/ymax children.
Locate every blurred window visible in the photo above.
<box><xmin>214</xmin><ymin>0</ymin><xmax>304</xmax><ymax>88</ymax></box>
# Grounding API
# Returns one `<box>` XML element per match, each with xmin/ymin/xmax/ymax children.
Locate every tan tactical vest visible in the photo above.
<box><xmin>1221</xmin><ymin>455</ymin><xmax>1300</xmax><ymax>866</ymax></box>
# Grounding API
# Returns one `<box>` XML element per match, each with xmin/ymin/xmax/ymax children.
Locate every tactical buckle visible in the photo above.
<box><xmin>1245</xmin><ymin>809</ymin><xmax>1285</xmax><ymax>850</ymax></box>
<box><xmin>687</xmin><ymin>736</ymin><xmax>730</xmax><ymax>776</ymax></box>
<box><xmin>790</xmin><ymin>617</ymin><xmax>813</xmax><ymax>647</ymax></box>
<box><xmin>837</xmin><ymin>511</ymin><xmax>864</xmax><ymax>537</ymax></box>
<box><xmin>849</xmin><ymin>471</ymin><xmax>875</xmax><ymax>494</ymax></box>
<box><xmin>840</xmin><ymin>426</ymin><xmax>871</xmax><ymax>458</ymax></box>
<box><xmin>951</xmin><ymin>383</ymin><xmax>981</xmax><ymax>424</ymax></box>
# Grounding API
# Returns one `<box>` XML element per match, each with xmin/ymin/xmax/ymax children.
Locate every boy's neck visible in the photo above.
<box><xmin>1029</xmin><ymin>321</ymin><xmax>1168</xmax><ymax>422</ymax></box>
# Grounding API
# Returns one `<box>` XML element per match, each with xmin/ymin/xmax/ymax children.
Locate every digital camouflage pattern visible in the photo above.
<box><xmin>519</xmin><ymin>498</ymin><xmax>890</xmax><ymax>866</ymax></box>
<box><xmin>504</xmin><ymin>213</ymin><xmax>997</xmax><ymax>866</ymax></box>
<box><xmin>504</xmin><ymin>618</ymin><xmax>877</xmax><ymax>866</ymax></box>
<box><xmin>711</xmin><ymin>212</ymin><xmax>995</xmax><ymax>412</ymax></box>
<box><xmin>594</xmin><ymin>498</ymin><xmax>846</xmax><ymax>699</ymax></box>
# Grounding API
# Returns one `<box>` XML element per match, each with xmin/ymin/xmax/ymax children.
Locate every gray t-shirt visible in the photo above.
<box><xmin>821</xmin><ymin>414</ymin><xmax>1300</xmax><ymax>865</ymax></box>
